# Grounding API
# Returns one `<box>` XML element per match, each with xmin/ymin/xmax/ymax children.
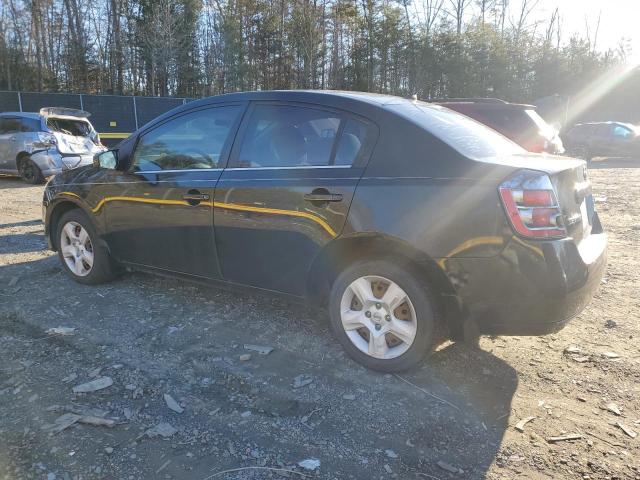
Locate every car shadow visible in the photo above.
<box><xmin>0</xmin><ymin>219</ymin><xmax>42</xmax><ymax>229</ymax></box>
<box><xmin>0</xmin><ymin>216</ymin><xmax>46</xmax><ymax>256</ymax></box>
<box><xmin>0</xmin><ymin>175</ymin><xmax>37</xmax><ymax>189</ymax></box>
<box><xmin>0</xmin><ymin>256</ymin><xmax>517</xmax><ymax>479</ymax></box>
<box><xmin>588</xmin><ymin>157</ymin><xmax>640</xmax><ymax>169</ymax></box>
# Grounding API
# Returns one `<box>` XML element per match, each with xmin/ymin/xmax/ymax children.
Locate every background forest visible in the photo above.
<box><xmin>0</xmin><ymin>0</ymin><xmax>632</xmax><ymax>102</ymax></box>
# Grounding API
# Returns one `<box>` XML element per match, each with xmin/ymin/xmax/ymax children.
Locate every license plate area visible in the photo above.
<box><xmin>580</xmin><ymin>195</ymin><xmax>593</xmax><ymax>235</ymax></box>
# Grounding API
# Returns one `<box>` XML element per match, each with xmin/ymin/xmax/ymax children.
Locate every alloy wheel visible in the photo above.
<box><xmin>339</xmin><ymin>275</ymin><xmax>417</xmax><ymax>359</ymax></box>
<box><xmin>60</xmin><ymin>221</ymin><xmax>94</xmax><ymax>277</ymax></box>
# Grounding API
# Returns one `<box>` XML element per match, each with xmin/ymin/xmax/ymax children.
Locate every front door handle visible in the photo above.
<box><xmin>304</xmin><ymin>192</ymin><xmax>343</xmax><ymax>203</ymax></box>
<box><xmin>182</xmin><ymin>191</ymin><xmax>210</xmax><ymax>206</ymax></box>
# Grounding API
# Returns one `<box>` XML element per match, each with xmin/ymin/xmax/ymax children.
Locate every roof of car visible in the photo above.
<box><xmin>431</xmin><ymin>98</ymin><xmax>536</xmax><ymax>109</ymax></box>
<box><xmin>0</xmin><ymin>112</ymin><xmax>41</xmax><ymax>119</ymax></box>
<box><xmin>140</xmin><ymin>89</ymin><xmax>429</xmax><ymax>134</ymax></box>
<box><xmin>574</xmin><ymin>121</ymin><xmax>629</xmax><ymax>127</ymax></box>
<box><xmin>187</xmin><ymin>89</ymin><xmax>414</xmax><ymax>107</ymax></box>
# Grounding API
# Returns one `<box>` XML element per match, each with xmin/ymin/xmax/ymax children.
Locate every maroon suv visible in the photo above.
<box><xmin>434</xmin><ymin>98</ymin><xmax>565</xmax><ymax>155</ymax></box>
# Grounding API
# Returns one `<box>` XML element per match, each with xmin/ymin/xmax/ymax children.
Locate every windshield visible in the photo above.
<box><xmin>46</xmin><ymin>117</ymin><xmax>94</xmax><ymax>137</ymax></box>
<box><xmin>395</xmin><ymin>103</ymin><xmax>526</xmax><ymax>160</ymax></box>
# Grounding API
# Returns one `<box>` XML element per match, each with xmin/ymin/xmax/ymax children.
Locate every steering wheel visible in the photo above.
<box><xmin>177</xmin><ymin>148</ymin><xmax>214</xmax><ymax>169</ymax></box>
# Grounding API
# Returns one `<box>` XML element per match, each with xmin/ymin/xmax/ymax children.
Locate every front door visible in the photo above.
<box><xmin>101</xmin><ymin>104</ymin><xmax>244</xmax><ymax>279</ymax></box>
<box><xmin>214</xmin><ymin>102</ymin><xmax>376</xmax><ymax>295</ymax></box>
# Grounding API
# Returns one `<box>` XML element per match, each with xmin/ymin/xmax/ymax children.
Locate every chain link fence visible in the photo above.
<box><xmin>0</xmin><ymin>91</ymin><xmax>192</xmax><ymax>146</ymax></box>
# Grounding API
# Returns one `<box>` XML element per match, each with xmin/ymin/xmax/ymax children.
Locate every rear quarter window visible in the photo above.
<box><xmin>394</xmin><ymin>103</ymin><xmax>525</xmax><ymax>160</ymax></box>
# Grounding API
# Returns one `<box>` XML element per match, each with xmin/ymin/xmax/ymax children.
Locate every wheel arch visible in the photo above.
<box><xmin>16</xmin><ymin>151</ymin><xmax>31</xmax><ymax>169</ymax></box>
<box><xmin>306</xmin><ymin>233</ymin><xmax>464</xmax><ymax>333</ymax></box>
<box><xmin>47</xmin><ymin>199</ymin><xmax>101</xmax><ymax>251</ymax></box>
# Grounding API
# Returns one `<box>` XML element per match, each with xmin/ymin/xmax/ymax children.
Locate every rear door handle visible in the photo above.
<box><xmin>182</xmin><ymin>193</ymin><xmax>210</xmax><ymax>201</ymax></box>
<box><xmin>182</xmin><ymin>191</ymin><xmax>210</xmax><ymax>205</ymax></box>
<box><xmin>304</xmin><ymin>193</ymin><xmax>343</xmax><ymax>202</ymax></box>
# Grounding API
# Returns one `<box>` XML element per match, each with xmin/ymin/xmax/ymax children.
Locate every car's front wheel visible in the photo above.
<box><xmin>56</xmin><ymin>209</ymin><xmax>117</xmax><ymax>285</ymax></box>
<box><xmin>329</xmin><ymin>259</ymin><xmax>437</xmax><ymax>372</ymax></box>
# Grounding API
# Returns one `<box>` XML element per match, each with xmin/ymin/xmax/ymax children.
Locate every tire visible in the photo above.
<box><xmin>328</xmin><ymin>259</ymin><xmax>437</xmax><ymax>372</ymax></box>
<box><xmin>56</xmin><ymin>209</ymin><xmax>117</xmax><ymax>285</ymax></box>
<box><xmin>19</xmin><ymin>156</ymin><xmax>45</xmax><ymax>184</ymax></box>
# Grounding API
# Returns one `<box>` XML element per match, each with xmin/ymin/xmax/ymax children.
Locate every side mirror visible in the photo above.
<box><xmin>94</xmin><ymin>150</ymin><xmax>118</xmax><ymax>169</ymax></box>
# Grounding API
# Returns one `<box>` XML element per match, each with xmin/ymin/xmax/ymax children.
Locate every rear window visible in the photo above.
<box><xmin>397</xmin><ymin>103</ymin><xmax>525</xmax><ymax>160</ymax></box>
<box><xmin>471</xmin><ymin>107</ymin><xmax>549</xmax><ymax>135</ymax></box>
<box><xmin>46</xmin><ymin>117</ymin><xmax>94</xmax><ymax>137</ymax></box>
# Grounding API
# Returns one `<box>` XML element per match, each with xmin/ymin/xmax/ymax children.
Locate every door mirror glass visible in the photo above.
<box><xmin>94</xmin><ymin>150</ymin><xmax>118</xmax><ymax>169</ymax></box>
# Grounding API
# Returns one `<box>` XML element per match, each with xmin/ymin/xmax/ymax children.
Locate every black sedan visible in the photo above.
<box><xmin>43</xmin><ymin>90</ymin><xmax>607</xmax><ymax>372</ymax></box>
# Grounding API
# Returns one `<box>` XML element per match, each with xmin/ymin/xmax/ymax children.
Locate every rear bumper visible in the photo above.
<box><xmin>443</xmin><ymin>222</ymin><xmax>607</xmax><ymax>336</ymax></box>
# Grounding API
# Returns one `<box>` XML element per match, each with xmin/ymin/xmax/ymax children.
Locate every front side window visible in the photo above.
<box><xmin>21</xmin><ymin>117</ymin><xmax>42</xmax><ymax>132</ymax></box>
<box><xmin>131</xmin><ymin>106</ymin><xmax>240</xmax><ymax>171</ymax></box>
<box><xmin>233</xmin><ymin>105</ymin><xmax>343</xmax><ymax>168</ymax></box>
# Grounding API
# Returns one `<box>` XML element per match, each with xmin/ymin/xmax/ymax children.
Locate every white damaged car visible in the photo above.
<box><xmin>0</xmin><ymin>108</ymin><xmax>106</xmax><ymax>183</ymax></box>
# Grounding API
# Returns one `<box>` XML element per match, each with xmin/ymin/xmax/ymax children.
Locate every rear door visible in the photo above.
<box><xmin>0</xmin><ymin>117</ymin><xmax>22</xmax><ymax>171</ymax></box>
<box><xmin>590</xmin><ymin>124</ymin><xmax>612</xmax><ymax>157</ymax></box>
<box><xmin>213</xmin><ymin>102</ymin><xmax>377</xmax><ymax>295</ymax></box>
<box><xmin>101</xmin><ymin>104</ymin><xmax>244</xmax><ymax>279</ymax></box>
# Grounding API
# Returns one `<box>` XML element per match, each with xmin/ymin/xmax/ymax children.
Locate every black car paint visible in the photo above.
<box><xmin>43</xmin><ymin>90</ymin><xmax>607</xmax><ymax>335</ymax></box>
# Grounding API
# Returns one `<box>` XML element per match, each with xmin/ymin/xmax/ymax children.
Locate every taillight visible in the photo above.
<box><xmin>499</xmin><ymin>170</ymin><xmax>566</xmax><ymax>239</ymax></box>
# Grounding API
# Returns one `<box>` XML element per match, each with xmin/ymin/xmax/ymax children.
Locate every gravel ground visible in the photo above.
<box><xmin>0</xmin><ymin>158</ymin><xmax>639</xmax><ymax>480</ymax></box>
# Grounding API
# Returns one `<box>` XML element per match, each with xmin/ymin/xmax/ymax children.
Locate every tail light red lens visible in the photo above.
<box><xmin>499</xmin><ymin>170</ymin><xmax>566</xmax><ymax>239</ymax></box>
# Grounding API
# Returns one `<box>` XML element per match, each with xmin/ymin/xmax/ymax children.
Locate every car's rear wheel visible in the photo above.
<box><xmin>328</xmin><ymin>259</ymin><xmax>436</xmax><ymax>372</ymax></box>
<box><xmin>56</xmin><ymin>209</ymin><xmax>117</xmax><ymax>285</ymax></box>
<box><xmin>19</xmin><ymin>156</ymin><xmax>45</xmax><ymax>184</ymax></box>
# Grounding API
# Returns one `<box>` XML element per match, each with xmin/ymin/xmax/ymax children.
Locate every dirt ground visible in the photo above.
<box><xmin>0</xmin><ymin>158</ymin><xmax>638</xmax><ymax>480</ymax></box>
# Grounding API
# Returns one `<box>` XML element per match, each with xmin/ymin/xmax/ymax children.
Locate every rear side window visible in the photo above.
<box><xmin>131</xmin><ymin>106</ymin><xmax>241</xmax><ymax>171</ymax></box>
<box><xmin>233</xmin><ymin>105</ymin><xmax>343</xmax><ymax>168</ymax></box>
<box><xmin>401</xmin><ymin>103</ymin><xmax>525</xmax><ymax>160</ymax></box>
<box><xmin>594</xmin><ymin>125</ymin><xmax>611</xmax><ymax>138</ymax></box>
<box><xmin>0</xmin><ymin>117</ymin><xmax>21</xmax><ymax>134</ymax></box>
